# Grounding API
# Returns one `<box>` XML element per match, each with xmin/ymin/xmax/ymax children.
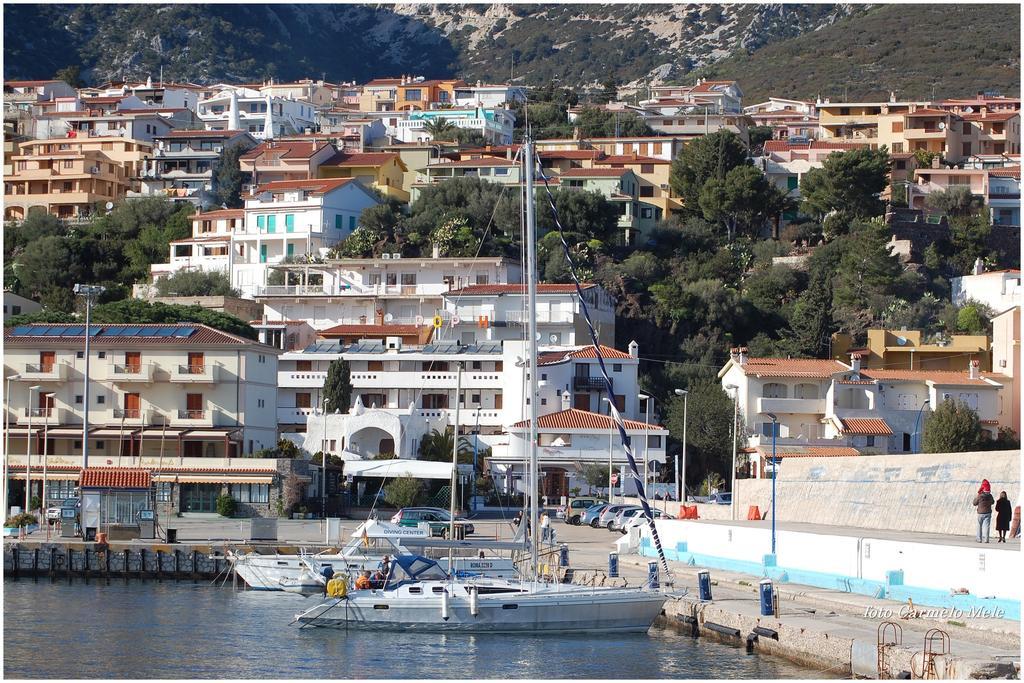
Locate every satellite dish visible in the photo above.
<box><xmin>384</xmin><ymin>313</ymin><xmax>394</xmax><ymax>323</ymax></box>
<box><xmin>964</xmin><ymin>106</ymin><xmax>974</xmax><ymax>113</ymax></box>
<box><xmin>896</xmin><ymin>336</ymin><xmax>908</xmax><ymax>346</ymax></box>
<box><xmin>549</xmin><ymin>333</ymin><xmax>558</xmax><ymax>343</ymax></box>
<box><xmin>105</xmin><ymin>202</ymin><xmax>114</xmax><ymax>210</ymax></box>
<box><xmin>938</xmin><ymin>122</ymin><xmax>946</xmax><ymax>130</ymax></box>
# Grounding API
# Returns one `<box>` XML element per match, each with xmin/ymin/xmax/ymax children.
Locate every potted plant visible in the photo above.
<box><xmin>3</xmin><ymin>513</ymin><xmax>39</xmax><ymax>536</ymax></box>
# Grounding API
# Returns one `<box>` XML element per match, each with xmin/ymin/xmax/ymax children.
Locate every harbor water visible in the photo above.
<box><xmin>3</xmin><ymin>580</ymin><xmax>835</xmax><ymax>679</ymax></box>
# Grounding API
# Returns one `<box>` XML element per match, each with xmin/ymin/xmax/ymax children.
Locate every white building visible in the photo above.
<box><xmin>440</xmin><ymin>283</ymin><xmax>615</xmax><ymax>346</ymax></box>
<box><xmin>718</xmin><ymin>349</ymin><xmax>1010</xmax><ymax>478</ymax></box>
<box><xmin>452</xmin><ymin>84</ymin><xmax>527</xmax><ymax>109</ymax></box>
<box><xmin>3</xmin><ymin>323</ymin><xmax>284</xmax><ymax>515</ymax></box>
<box><xmin>393</xmin><ymin>107</ymin><xmax>515</xmax><ymax>145</ymax></box>
<box><xmin>951</xmin><ymin>266</ymin><xmax>1022</xmax><ymax>312</ymax></box>
<box><xmin>198</xmin><ymin>86</ymin><xmax>317</xmax><ymax>139</ymax></box>
<box><xmin>282</xmin><ymin>338</ymin><xmax>663</xmax><ymax>500</ymax></box>
<box><xmin>3</xmin><ymin>292</ymin><xmax>41</xmax><ymax>322</ymax></box>
<box><xmin>149</xmin><ymin>177</ymin><xmax>381</xmax><ymax>297</ymax></box>
<box><xmin>255</xmin><ymin>256</ymin><xmax>522</xmax><ymax>332</ymax></box>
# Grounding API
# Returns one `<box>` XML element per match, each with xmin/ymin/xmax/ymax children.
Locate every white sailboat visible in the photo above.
<box><xmin>294</xmin><ymin>139</ymin><xmax>671</xmax><ymax>632</ymax></box>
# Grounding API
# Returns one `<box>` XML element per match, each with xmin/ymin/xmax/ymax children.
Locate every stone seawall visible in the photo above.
<box><xmin>734</xmin><ymin>450</ymin><xmax>1020</xmax><ymax>535</ymax></box>
<box><xmin>3</xmin><ymin>541</ymin><xmax>232</xmax><ymax>579</ymax></box>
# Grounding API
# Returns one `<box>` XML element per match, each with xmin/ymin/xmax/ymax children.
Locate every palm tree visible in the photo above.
<box><xmin>422</xmin><ymin>117</ymin><xmax>458</xmax><ymax>142</ymax></box>
<box><xmin>418</xmin><ymin>427</ymin><xmax>475</xmax><ymax>467</ymax></box>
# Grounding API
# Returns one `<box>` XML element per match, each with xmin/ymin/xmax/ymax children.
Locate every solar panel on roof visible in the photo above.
<box><xmin>10</xmin><ymin>326</ymin><xmax>33</xmax><ymax>336</ymax></box>
<box><xmin>101</xmin><ymin>328</ymin><xmax>124</xmax><ymax>336</ymax></box>
<box><xmin>122</xmin><ymin>326</ymin><xmax>143</xmax><ymax>336</ymax></box>
<box><xmin>87</xmin><ymin>326</ymin><xmax>102</xmax><ymax>336</ymax></box>
<box><xmin>173</xmin><ymin>327</ymin><xmax>196</xmax><ymax>337</ymax></box>
<box><xmin>156</xmin><ymin>327</ymin><xmax>177</xmax><ymax>337</ymax></box>
<box><xmin>43</xmin><ymin>327</ymin><xmax>66</xmax><ymax>336</ymax></box>
<box><xmin>138</xmin><ymin>328</ymin><xmax>160</xmax><ymax>337</ymax></box>
<box><xmin>62</xmin><ymin>326</ymin><xmax>85</xmax><ymax>336</ymax></box>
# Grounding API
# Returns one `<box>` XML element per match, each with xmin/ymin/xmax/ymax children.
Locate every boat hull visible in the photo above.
<box><xmin>296</xmin><ymin>588</ymin><xmax>667</xmax><ymax>633</ymax></box>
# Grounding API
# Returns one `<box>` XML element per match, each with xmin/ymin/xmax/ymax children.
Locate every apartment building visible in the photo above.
<box><xmin>452</xmin><ymin>83</ymin><xmax>527</xmax><ymax>108</ymax></box>
<box><xmin>911</xmin><ymin>164</ymin><xmax>1021</xmax><ymax>226</ymax></box>
<box><xmin>393</xmin><ymin>107</ymin><xmax>516</xmax><ymax>145</ymax></box>
<box><xmin>951</xmin><ymin>267</ymin><xmax>1022</xmax><ymax>312</ymax></box>
<box><xmin>641</xmin><ymin>79</ymin><xmax>744</xmax><ymax>114</ymax></box>
<box><xmin>3</xmin><ymin>323</ymin><xmax>282</xmax><ymax>515</ymax></box>
<box><xmin>358</xmin><ymin>76</ymin><xmax>463</xmax><ymax>112</ymax></box>
<box><xmin>283</xmin><ymin>338</ymin><xmax>663</xmax><ymax>499</ymax></box>
<box><xmin>239</xmin><ymin>140</ymin><xmax>337</xmax><ymax>188</ymax></box>
<box><xmin>317</xmin><ymin>151</ymin><xmax>409</xmax><ymax>202</ymax></box>
<box><xmin>833</xmin><ymin>329</ymin><xmax>991</xmax><ymax>372</ymax></box>
<box><xmin>754</xmin><ymin>140</ymin><xmax>869</xmax><ymax>223</ymax></box>
<box><xmin>410</xmin><ymin>157</ymin><xmax>522</xmax><ymax>202</ymax></box>
<box><xmin>255</xmin><ymin>256</ymin><xmax>522</xmax><ymax>331</ymax></box>
<box><xmin>131</xmin><ymin>129</ymin><xmax>257</xmax><ymax>208</ymax></box>
<box><xmin>556</xmin><ymin>167</ymin><xmax>661</xmax><ymax>244</ymax></box>
<box><xmin>4</xmin><ymin>137</ymin><xmax>151</xmax><ymax>221</ymax></box>
<box><xmin>718</xmin><ymin>350</ymin><xmax>1009</xmax><ymax>478</ymax></box>
<box><xmin>198</xmin><ymin>86</ymin><xmax>317</xmax><ymax>139</ymax></box>
<box><xmin>816</xmin><ymin>98</ymin><xmax>929</xmax><ymax>143</ymax></box>
<box><xmin>991</xmin><ymin>306</ymin><xmax>1020</xmax><ymax>436</ymax></box>
<box><xmin>743</xmin><ymin>97</ymin><xmax>819</xmax><ymax>140</ymax></box>
<box><xmin>149</xmin><ymin>178</ymin><xmax>381</xmax><ymax>296</ymax></box>
<box><xmin>259</xmin><ymin>79</ymin><xmax>335</xmax><ymax>109</ymax></box>
<box><xmin>32</xmin><ymin>109</ymin><xmax>190</xmax><ymax>144</ymax></box>
<box><xmin>440</xmin><ymin>283</ymin><xmax>615</xmax><ymax>347</ymax></box>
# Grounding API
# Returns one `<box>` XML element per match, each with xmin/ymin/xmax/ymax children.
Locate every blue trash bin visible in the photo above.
<box><xmin>697</xmin><ymin>570</ymin><xmax>713</xmax><ymax>601</ymax></box>
<box><xmin>759</xmin><ymin>579</ymin><xmax>774</xmax><ymax>616</ymax></box>
<box><xmin>647</xmin><ymin>561</ymin><xmax>659</xmax><ymax>589</ymax></box>
<box><xmin>559</xmin><ymin>544</ymin><xmax>569</xmax><ymax>567</ymax></box>
<box><xmin>608</xmin><ymin>552</ymin><xmax>619</xmax><ymax>578</ymax></box>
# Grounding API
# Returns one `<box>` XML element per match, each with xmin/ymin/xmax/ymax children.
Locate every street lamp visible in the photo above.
<box><xmin>764</xmin><ymin>411</ymin><xmax>779</xmax><ymax>556</ymax></box>
<box><xmin>321</xmin><ymin>396</ymin><xmax>330</xmax><ymax>519</ymax></box>
<box><xmin>471</xmin><ymin>408</ymin><xmax>481</xmax><ymax>509</ymax></box>
<box><xmin>674</xmin><ymin>389</ymin><xmax>688</xmax><ymax>504</ymax></box>
<box><xmin>74</xmin><ymin>283</ymin><xmax>105</xmax><ymax>469</ymax></box>
<box><xmin>913</xmin><ymin>399</ymin><xmax>931</xmax><ymax>453</ymax></box>
<box><xmin>724</xmin><ymin>384</ymin><xmax>739</xmax><ymax>521</ymax></box>
<box><xmin>602</xmin><ymin>397</ymin><xmax>614</xmax><ymax>503</ymax></box>
<box><xmin>25</xmin><ymin>385</ymin><xmax>41</xmax><ymax>514</ymax></box>
<box><xmin>638</xmin><ymin>393</ymin><xmax>652</xmax><ymax>491</ymax></box>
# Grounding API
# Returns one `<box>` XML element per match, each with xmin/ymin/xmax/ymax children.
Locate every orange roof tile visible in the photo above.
<box><xmin>558</xmin><ymin>168</ymin><xmax>631</xmax><ymax>178</ymax></box>
<box><xmin>241</xmin><ymin>140</ymin><xmax>332</xmax><ymax>160</ymax></box>
<box><xmin>860</xmin><ymin>369</ymin><xmax>996</xmax><ymax>386</ymax></box>
<box><xmin>959</xmin><ymin>111</ymin><xmax>1020</xmax><ymax>122</ymax></box>
<box><xmin>839</xmin><ymin>418</ymin><xmax>893</xmax><ymax>436</ymax></box>
<box><xmin>80</xmin><ymin>468</ymin><xmax>151</xmax><ymax>489</ymax></box>
<box><xmin>512</xmin><ymin>408</ymin><xmax>661</xmax><ymax>431</ymax></box>
<box><xmin>757</xmin><ymin>446</ymin><xmax>860</xmax><ymax>458</ymax></box>
<box><xmin>989</xmin><ymin>166</ymin><xmax>1021</xmax><ymax>178</ymax></box>
<box><xmin>255</xmin><ymin>177</ymin><xmax>355</xmax><ymax>194</ymax></box>
<box><xmin>738</xmin><ymin>358</ymin><xmax>848</xmax><ymax>378</ymax></box>
<box><xmin>323</xmin><ymin>152</ymin><xmax>400</xmax><ymax>167</ymax></box>
<box><xmin>595</xmin><ymin>155</ymin><xmax>670</xmax><ymax>165</ymax></box>
<box><xmin>763</xmin><ymin>140</ymin><xmax>868</xmax><ymax>153</ymax></box>
<box><xmin>320</xmin><ymin>323</ymin><xmax>425</xmax><ymax>338</ymax></box>
<box><xmin>192</xmin><ymin>209</ymin><xmax>244</xmax><ymax>219</ymax></box>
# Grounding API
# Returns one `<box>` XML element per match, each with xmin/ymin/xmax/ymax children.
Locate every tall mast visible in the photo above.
<box><xmin>523</xmin><ymin>138</ymin><xmax>540</xmax><ymax>580</ymax></box>
<box><xmin>448</xmin><ymin>361</ymin><xmax>462</xmax><ymax>570</ymax></box>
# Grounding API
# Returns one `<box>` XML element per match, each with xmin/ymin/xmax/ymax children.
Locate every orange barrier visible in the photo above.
<box><xmin>747</xmin><ymin>506</ymin><xmax>762</xmax><ymax>520</ymax></box>
<box><xmin>681</xmin><ymin>505</ymin><xmax>699</xmax><ymax>519</ymax></box>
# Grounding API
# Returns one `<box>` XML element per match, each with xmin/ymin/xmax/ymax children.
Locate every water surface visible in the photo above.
<box><xmin>4</xmin><ymin>580</ymin><xmax>835</xmax><ymax>679</ymax></box>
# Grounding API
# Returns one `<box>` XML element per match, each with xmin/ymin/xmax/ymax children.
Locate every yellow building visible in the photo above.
<box><xmin>833</xmin><ymin>329</ymin><xmax>991</xmax><ymax>372</ymax></box>
<box><xmin>317</xmin><ymin>151</ymin><xmax>410</xmax><ymax>202</ymax></box>
<box><xmin>817</xmin><ymin>100</ymin><xmax>927</xmax><ymax>144</ymax></box>
<box><xmin>359</xmin><ymin>77</ymin><xmax>464</xmax><ymax>112</ymax></box>
<box><xmin>4</xmin><ymin>137</ymin><xmax>151</xmax><ymax>220</ymax></box>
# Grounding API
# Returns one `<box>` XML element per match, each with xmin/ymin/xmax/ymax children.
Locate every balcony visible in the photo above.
<box><xmin>903</xmin><ymin>127</ymin><xmax>947</xmax><ymax>140</ymax></box>
<box><xmin>106</xmin><ymin>362</ymin><xmax>156</xmax><ymax>383</ymax></box>
<box><xmin>573</xmin><ymin>376</ymin><xmax>607</xmax><ymax>391</ymax></box>
<box><xmin>505</xmin><ymin>310</ymin><xmax>575</xmax><ymax>325</ymax></box>
<box><xmin>278</xmin><ymin>370</ymin><xmax>327</xmax><ymax>388</ymax></box>
<box><xmin>109</xmin><ymin>408</ymin><xmax>164</xmax><ymax>424</ymax></box>
<box><xmin>349</xmin><ymin>371</ymin><xmax>502</xmax><ymax>390</ymax></box>
<box><xmin>17</xmin><ymin>407</ymin><xmax>67</xmax><ymax>425</ymax></box>
<box><xmin>18</xmin><ymin>362</ymin><xmax>70</xmax><ymax>381</ymax></box>
<box><xmin>756</xmin><ymin>397</ymin><xmax>827</xmax><ymax>415</ymax></box>
<box><xmin>278</xmin><ymin>406</ymin><xmax>317</xmax><ymax>424</ymax></box>
<box><xmin>7</xmin><ymin>453</ymin><xmax>283</xmax><ymax>473</ymax></box>
<box><xmin>170</xmin><ymin>409</ymin><xmax>214</xmax><ymax>427</ymax></box>
<box><xmin>256</xmin><ymin>284</ymin><xmax>332</xmax><ymax>297</ymax></box>
<box><xmin>169</xmin><ymin>363</ymin><xmax>222</xmax><ymax>383</ymax></box>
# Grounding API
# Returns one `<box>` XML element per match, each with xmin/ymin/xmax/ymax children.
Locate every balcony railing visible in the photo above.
<box><xmin>177</xmin><ymin>410</ymin><xmax>206</xmax><ymax>420</ymax></box>
<box><xmin>755</xmin><ymin>397</ymin><xmax>827</xmax><ymax>415</ymax></box>
<box><xmin>107</xmin><ymin>362</ymin><xmax>156</xmax><ymax>382</ymax></box>
<box><xmin>573</xmin><ymin>376</ymin><xmax>606</xmax><ymax>391</ymax></box>
<box><xmin>17</xmin><ymin>406</ymin><xmax>65</xmax><ymax>425</ymax></box>
<box><xmin>170</xmin><ymin>363</ymin><xmax>221</xmax><ymax>383</ymax></box>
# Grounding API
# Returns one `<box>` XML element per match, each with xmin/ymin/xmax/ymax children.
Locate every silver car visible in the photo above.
<box><xmin>596</xmin><ymin>504</ymin><xmax>638</xmax><ymax>529</ymax></box>
<box><xmin>620</xmin><ymin>508</ymin><xmax>673</xmax><ymax>534</ymax></box>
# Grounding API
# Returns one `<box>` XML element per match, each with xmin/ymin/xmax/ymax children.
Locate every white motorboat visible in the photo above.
<box><xmin>295</xmin><ymin>554</ymin><xmax>667</xmax><ymax>632</ymax></box>
<box><xmin>229</xmin><ymin>519</ymin><xmax>520</xmax><ymax>591</ymax></box>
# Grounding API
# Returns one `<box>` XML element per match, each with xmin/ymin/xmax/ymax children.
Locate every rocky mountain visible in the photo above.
<box><xmin>3</xmin><ymin>4</ymin><xmax>1018</xmax><ymax>101</ymax></box>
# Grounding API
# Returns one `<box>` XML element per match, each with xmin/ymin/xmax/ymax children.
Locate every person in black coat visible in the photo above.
<box><xmin>995</xmin><ymin>491</ymin><xmax>1012</xmax><ymax>543</ymax></box>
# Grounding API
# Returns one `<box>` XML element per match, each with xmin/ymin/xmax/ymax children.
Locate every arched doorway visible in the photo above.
<box><xmin>540</xmin><ymin>466</ymin><xmax>568</xmax><ymax>501</ymax></box>
<box><xmin>378</xmin><ymin>437</ymin><xmax>395</xmax><ymax>456</ymax></box>
<box><xmin>348</xmin><ymin>426</ymin><xmax>399</xmax><ymax>458</ymax></box>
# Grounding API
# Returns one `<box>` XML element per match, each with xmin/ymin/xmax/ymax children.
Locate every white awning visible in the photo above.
<box><xmin>89</xmin><ymin>428</ymin><xmax>138</xmax><ymax>438</ymax></box>
<box><xmin>13</xmin><ymin>472</ymin><xmax>79</xmax><ymax>481</ymax></box>
<box><xmin>47</xmin><ymin>427</ymin><xmax>89</xmax><ymax>438</ymax></box>
<box><xmin>342</xmin><ymin>459</ymin><xmax>454</xmax><ymax>480</ymax></box>
<box><xmin>181</xmin><ymin>430</ymin><xmax>240</xmax><ymax>440</ymax></box>
<box><xmin>138</xmin><ymin>428</ymin><xmax>187</xmax><ymax>439</ymax></box>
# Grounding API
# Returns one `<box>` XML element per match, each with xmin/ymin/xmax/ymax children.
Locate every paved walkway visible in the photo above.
<box><xmin>697</xmin><ymin>517</ymin><xmax>1021</xmax><ymax>549</ymax></box>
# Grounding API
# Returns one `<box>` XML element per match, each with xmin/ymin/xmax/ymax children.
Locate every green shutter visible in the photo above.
<box><xmin>335</xmin><ymin>214</ymin><xmax>343</xmax><ymax>230</ymax></box>
<box><xmin>787</xmin><ymin>176</ymin><xmax>798</xmax><ymax>191</ymax></box>
<box><xmin>349</xmin><ymin>215</ymin><xmax>356</xmax><ymax>230</ymax></box>
<box><xmin>256</xmin><ymin>215</ymin><xmax>265</xmax><ymax>230</ymax></box>
<box><xmin>259</xmin><ymin>245</ymin><xmax>268</xmax><ymax>263</ymax></box>
<box><xmin>286</xmin><ymin>243</ymin><xmax>295</xmax><ymax>257</ymax></box>
<box><xmin>285</xmin><ymin>214</ymin><xmax>294</xmax><ymax>232</ymax></box>
<box><xmin>267</xmin><ymin>215</ymin><xmax>276</xmax><ymax>233</ymax></box>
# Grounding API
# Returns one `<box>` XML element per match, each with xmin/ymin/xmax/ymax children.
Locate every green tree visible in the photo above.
<box><xmin>54</xmin><ymin>65</ymin><xmax>83</xmax><ymax>87</ymax></box>
<box><xmin>830</xmin><ymin>221</ymin><xmax>904</xmax><ymax>340</ymax></box>
<box><xmin>154</xmin><ymin>270</ymin><xmax>239</xmax><ymax>297</ymax></box>
<box><xmin>9</xmin><ymin>235</ymin><xmax>84</xmax><ymax>309</ymax></box>
<box><xmin>322</xmin><ymin>358</ymin><xmax>352</xmax><ymax>413</ymax></box>
<box><xmin>216</xmin><ymin>494</ymin><xmax>236</xmax><ymax>517</ymax></box>
<box><xmin>422</xmin><ymin>117</ymin><xmax>458</xmax><ymax>141</ymax></box>
<box><xmin>384</xmin><ymin>476</ymin><xmax>423</xmax><ymax>508</ymax></box>
<box><xmin>663</xmin><ymin>382</ymin><xmax>736</xmax><ymax>492</ymax></box>
<box><xmin>669</xmin><ymin>130</ymin><xmax>750</xmax><ymax>218</ymax></box>
<box><xmin>453</xmin><ymin>129</ymin><xmax>488</xmax><ymax>147</ymax></box>
<box><xmin>417</xmin><ymin>427</ymin><xmax>474</xmax><ymax>464</ymax></box>
<box><xmin>955</xmin><ymin>303</ymin><xmax>991</xmax><ymax>335</ymax></box>
<box><xmin>214</xmin><ymin>142</ymin><xmax>247</xmax><ymax>208</ymax></box>
<box><xmin>800</xmin><ymin>148</ymin><xmax>890</xmax><ymax>225</ymax></box>
<box><xmin>579</xmin><ymin>463</ymin><xmax>611</xmax><ymax>495</ymax></box>
<box><xmin>698</xmin><ymin>164</ymin><xmax>789</xmax><ymax>241</ymax></box>
<box><xmin>925</xmin><ymin>187</ymin><xmax>978</xmax><ymax>217</ymax></box>
<box><xmin>922</xmin><ymin>400</ymin><xmax>984</xmax><ymax>453</ymax></box>
<box><xmin>947</xmin><ymin>213</ymin><xmax>993</xmax><ymax>275</ymax></box>
<box><xmin>747</xmin><ymin>126</ymin><xmax>774</xmax><ymax>155</ymax></box>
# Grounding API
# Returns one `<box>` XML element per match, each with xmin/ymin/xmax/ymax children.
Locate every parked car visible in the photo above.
<box><xmin>45</xmin><ymin>506</ymin><xmax>62</xmax><ymax>523</ymax></box>
<box><xmin>596</xmin><ymin>504</ymin><xmax>636</xmax><ymax>528</ymax></box>
<box><xmin>618</xmin><ymin>508</ymin><xmax>673</xmax><ymax>533</ymax></box>
<box><xmin>579</xmin><ymin>504</ymin><xmax>610</xmax><ymax>527</ymax></box>
<box><xmin>391</xmin><ymin>507</ymin><xmax>474</xmax><ymax>537</ymax></box>
<box><xmin>709</xmin><ymin>492</ymin><xmax>732</xmax><ymax>505</ymax></box>
<box><xmin>608</xmin><ymin>506</ymin><xmax>644</xmax><ymax>531</ymax></box>
<box><xmin>559</xmin><ymin>497</ymin><xmax>604</xmax><ymax>525</ymax></box>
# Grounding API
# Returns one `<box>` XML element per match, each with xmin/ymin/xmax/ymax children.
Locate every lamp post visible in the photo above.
<box><xmin>25</xmin><ymin>385</ymin><xmax>41</xmax><ymax>514</ymax></box>
<box><xmin>724</xmin><ymin>384</ymin><xmax>739</xmax><ymax>521</ymax></box>
<box><xmin>638</xmin><ymin>393</ymin><xmax>652</xmax><ymax>491</ymax></box>
<box><xmin>321</xmin><ymin>396</ymin><xmax>330</xmax><ymax>520</ymax></box>
<box><xmin>74</xmin><ymin>284</ymin><xmax>105</xmax><ymax>470</ymax></box>
<box><xmin>602</xmin><ymin>397</ymin><xmax>614</xmax><ymax>503</ymax></box>
<box><xmin>471</xmin><ymin>408</ymin><xmax>481</xmax><ymax>509</ymax></box>
<box><xmin>674</xmin><ymin>389</ymin><xmax>688</xmax><ymax>504</ymax></box>
<box><xmin>764</xmin><ymin>412</ymin><xmax>779</xmax><ymax>556</ymax></box>
<box><xmin>913</xmin><ymin>399</ymin><xmax>931</xmax><ymax>453</ymax></box>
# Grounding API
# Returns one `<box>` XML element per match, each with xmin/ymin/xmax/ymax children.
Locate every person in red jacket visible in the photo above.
<box><xmin>973</xmin><ymin>479</ymin><xmax>995</xmax><ymax>543</ymax></box>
